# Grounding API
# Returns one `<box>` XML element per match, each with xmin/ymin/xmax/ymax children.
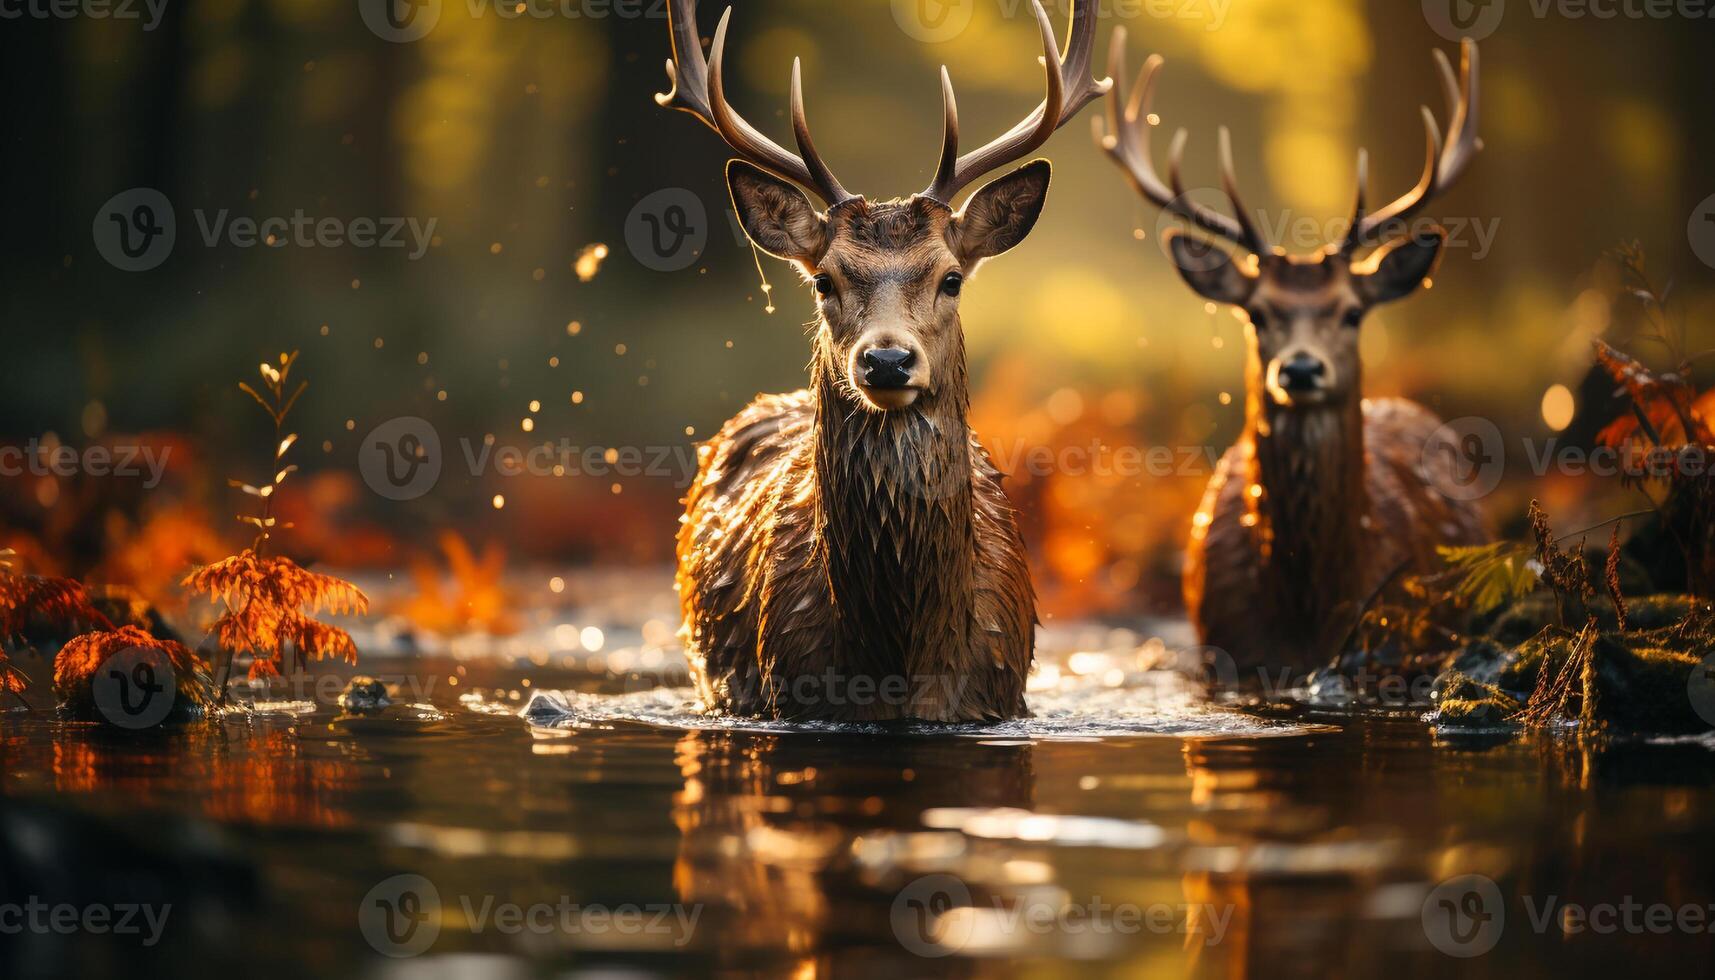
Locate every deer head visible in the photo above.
<box><xmin>1094</xmin><ymin>30</ymin><xmax>1481</xmax><ymax>410</ymax></box>
<box><xmin>659</xmin><ymin>0</ymin><xmax>1108</xmax><ymax>413</ymax></box>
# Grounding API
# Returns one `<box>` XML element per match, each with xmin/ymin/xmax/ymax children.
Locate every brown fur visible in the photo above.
<box><xmin>1176</xmin><ymin>248</ymin><xmax>1489</xmax><ymax>673</ymax></box>
<box><xmin>677</xmin><ymin>195</ymin><xmax>1037</xmax><ymax>721</ymax></box>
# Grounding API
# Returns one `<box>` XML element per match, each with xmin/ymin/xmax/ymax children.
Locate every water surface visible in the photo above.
<box><xmin>3</xmin><ymin>582</ymin><xmax>1713</xmax><ymax>979</ymax></box>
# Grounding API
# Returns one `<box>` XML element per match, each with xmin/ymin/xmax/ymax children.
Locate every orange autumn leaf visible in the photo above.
<box><xmin>52</xmin><ymin>624</ymin><xmax>214</xmax><ymax>721</ymax></box>
<box><xmin>1593</xmin><ymin>340</ymin><xmax>1715</xmax><ymax>451</ymax></box>
<box><xmin>183</xmin><ymin>551</ymin><xmax>368</xmax><ymax>680</ymax></box>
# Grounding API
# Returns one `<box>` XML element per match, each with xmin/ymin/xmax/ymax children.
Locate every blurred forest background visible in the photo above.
<box><xmin>0</xmin><ymin>0</ymin><xmax>1711</xmax><ymax>624</ymax></box>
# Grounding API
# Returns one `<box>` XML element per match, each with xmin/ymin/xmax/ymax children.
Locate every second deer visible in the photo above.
<box><xmin>1094</xmin><ymin>30</ymin><xmax>1491</xmax><ymax>674</ymax></box>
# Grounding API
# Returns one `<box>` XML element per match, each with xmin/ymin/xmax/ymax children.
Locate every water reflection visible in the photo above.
<box><xmin>2</xmin><ymin>665</ymin><xmax>1714</xmax><ymax>978</ymax></box>
<box><xmin>670</xmin><ymin>728</ymin><xmax>1035</xmax><ymax>971</ymax></box>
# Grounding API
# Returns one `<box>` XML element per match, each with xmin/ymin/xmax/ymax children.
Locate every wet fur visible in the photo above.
<box><xmin>677</xmin><ymin>200</ymin><xmax>1035</xmax><ymax>722</ymax></box>
<box><xmin>1185</xmin><ymin>394</ymin><xmax>1488</xmax><ymax>673</ymax></box>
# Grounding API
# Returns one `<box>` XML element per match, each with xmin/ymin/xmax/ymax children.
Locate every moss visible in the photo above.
<box><xmin>1460</xmin><ymin>618</ymin><xmax>1711</xmax><ymax>734</ymax></box>
<box><xmin>1622</xmin><ymin>594</ymin><xmax>1700</xmax><ymax>631</ymax></box>
<box><xmin>1597</xmin><ymin>643</ymin><xmax>1704</xmax><ymax>733</ymax></box>
<box><xmin>1431</xmin><ymin>671</ymin><xmax>1522</xmax><ymax>730</ymax></box>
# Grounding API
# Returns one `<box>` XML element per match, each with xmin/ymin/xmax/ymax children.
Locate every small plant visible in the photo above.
<box><xmin>1590</xmin><ymin>243</ymin><xmax>1715</xmax><ymax>596</ymax></box>
<box><xmin>1530</xmin><ymin>499</ymin><xmax>1596</xmax><ymax>627</ymax></box>
<box><xmin>183</xmin><ymin>353</ymin><xmax>368</xmax><ymax>693</ymax></box>
<box><xmin>0</xmin><ymin>547</ymin><xmax>117</xmax><ymax>701</ymax></box>
<box><xmin>1437</xmin><ymin>540</ymin><xmax>1541</xmax><ymax>617</ymax></box>
<box><xmin>53</xmin><ymin>624</ymin><xmax>214</xmax><ymax>722</ymax></box>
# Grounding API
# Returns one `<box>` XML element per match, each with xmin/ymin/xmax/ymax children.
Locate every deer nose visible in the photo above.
<box><xmin>861</xmin><ymin>347</ymin><xmax>916</xmax><ymax>389</ymax></box>
<box><xmin>1278</xmin><ymin>354</ymin><xmax>1327</xmax><ymax>392</ymax></box>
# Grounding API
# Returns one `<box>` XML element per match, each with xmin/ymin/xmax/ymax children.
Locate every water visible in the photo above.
<box><xmin>3</xmin><ymin>578</ymin><xmax>1715</xmax><ymax>979</ymax></box>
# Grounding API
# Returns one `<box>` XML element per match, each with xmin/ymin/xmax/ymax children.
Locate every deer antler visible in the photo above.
<box><xmin>656</xmin><ymin>0</ymin><xmax>855</xmax><ymax>207</ymax></box>
<box><xmin>923</xmin><ymin>0</ymin><xmax>1111</xmax><ymax>206</ymax></box>
<box><xmin>1342</xmin><ymin>39</ymin><xmax>1482</xmax><ymax>252</ymax></box>
<box><xmin>1091</xmin><ymin>26</ymin><xmax>1268</xmax><ymax>257</ymax></box>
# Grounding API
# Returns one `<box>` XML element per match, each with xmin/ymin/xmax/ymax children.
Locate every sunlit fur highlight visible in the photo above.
<box><xmin>1181</xmin><ymin>248</ymin><xmax>1489</xmax><ymax>673</ymax></box>
<box><xmin>677</xmin><ymin>196</ymin><xmax>1036</xmax><ymax>722</ymax></box>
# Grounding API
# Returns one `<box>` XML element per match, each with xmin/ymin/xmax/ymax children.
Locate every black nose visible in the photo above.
<box><xmin>862</xmin><ymin>347</ymin><xmax>916</xmax><ymax>388</ymax></box>
<box><xmin>1278</xmin><ymin>354</ymin><xmax>1327</xmax><ymax>392</ymax></box>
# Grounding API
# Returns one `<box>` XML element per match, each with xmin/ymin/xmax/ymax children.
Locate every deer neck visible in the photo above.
<box><xmin>810</xmin><ymin>328</ymin><xmax>975</xmax><ymax>679</ymax></box>
<box><xmin>1243</xmin><ymin>359</ymin><xmax>1370</xmax><ymax>644</ymax></box>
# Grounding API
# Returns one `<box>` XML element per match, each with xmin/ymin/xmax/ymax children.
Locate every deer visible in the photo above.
<box><xmin>1093</xmin><ymin>29</ymin><xmax>1491</xmax><ymax>676</ymax></box>
<box><xmin>661</xmin><ymin>0</ymin><xmax>1109</xmax><ymax>721</ymax></box>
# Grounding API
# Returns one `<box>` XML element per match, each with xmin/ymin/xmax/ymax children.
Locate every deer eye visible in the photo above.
<box><xmin>1340</xmin><ymin>308</ymin><xmax>1363</xmax><ymax>328</ymax></box>
<box><xmin>814</xmin><ymin>273</ymin><xmax>833</xmax><ymax>296</ymax></box>
<box><xmin>939</xmin><ymin>271</ymin><xmax>963</xmax><ymax>297</ymax></box>
<box><xmin>1246</xmin><ymin>308</ymin><xmax>1269</xmax><ymax>330</ymax></box>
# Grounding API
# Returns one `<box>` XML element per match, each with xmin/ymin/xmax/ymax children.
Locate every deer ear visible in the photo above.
<box><xmin>1162</xmin><ymin>230</ymin><xmax>1257</xmax><ymax>306</ymax></box>
<box><xmin>952</xmin><ymin>159</ymin><xmax>1051</xmax><ymax>266</ymax></box>
<box><xmin>726</xmin><ymin>160</ymin><xmax>828</xmax><ymax>265</ymax></box>
<box><xmin>1353</xmin><ymin>229</ymin><xmax>1444</xmax><ymax>305</ymax></box>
